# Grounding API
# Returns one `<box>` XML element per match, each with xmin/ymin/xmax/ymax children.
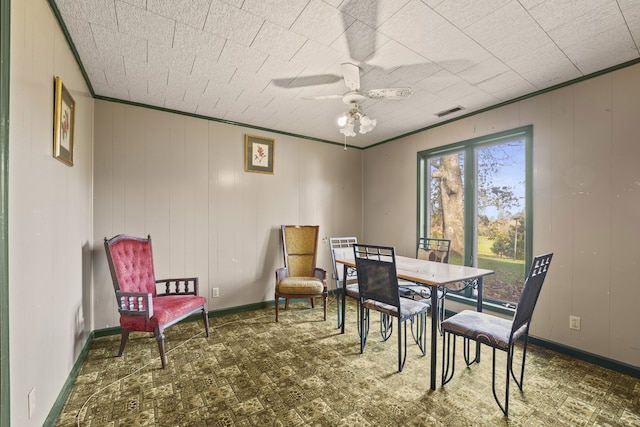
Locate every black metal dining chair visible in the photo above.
<box><xmin>354</xmin><ymin>244</ymin><xmax>430</xmax><ymax>372</ymax></box>
<box><xmin>330</xmin><ymin>237</ymin><xmax>394</xmax><ymax>340</ymax></box>
<box><xmin>330</xmin><ymin>237</ymin><xmax>367</xmax><ymax>335</ymax></box>
<box><xmin>441</xmin><ymin>252</ymin><xmax>553</xmax><ymax>416</ymax></box>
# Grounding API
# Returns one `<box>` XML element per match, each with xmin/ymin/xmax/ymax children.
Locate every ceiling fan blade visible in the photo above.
<box><xmin>366</xmin><ymin>87</ymin><xmax>413</xmax><ymax>99</ymax></box>
<box><xmin>341</xmin><ymin>63</ymin><xmax>361</xmax><ymax>91</ymax></box>
<box><xmin>341</xmin><ymin>0</ymin><xmax>379</xmax><ymax>61</ymax></box>
<box><xmin>272</xmin><ymin>74</ymin><xmax>341</xmax><ymax>88</ymax></box>
<box><xmin>300</xmin><ymin>94</ymin><xmax>343</xmax><ymax>100</ymax></box>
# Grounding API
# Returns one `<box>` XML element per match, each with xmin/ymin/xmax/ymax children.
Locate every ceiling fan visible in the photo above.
<box><xmin>301</xmin><ymin>63</ymin><xmax>412</xmax><ymax>137</ymax></box>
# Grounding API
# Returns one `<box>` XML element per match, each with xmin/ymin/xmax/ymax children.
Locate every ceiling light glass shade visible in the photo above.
<box><xmin>339</xmin><ymin>122</ymin><xmax>356</xmax><ymax>137</ymax></box>
<box><xmin>359</xmin><ymin>124</ymin><xmax>374</xmax><ymax>134</ymax></box>
<box><xmin>359</xmin><ymin>115</ymin><xmax>377</xmax><ymax>134</ymax></box>
<box><xmin>337</xmin><ymin>114</ymin><xmax>348</xmax><ymax>127</ymax></box>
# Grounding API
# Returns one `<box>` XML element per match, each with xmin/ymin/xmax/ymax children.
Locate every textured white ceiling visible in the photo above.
<box><xmin>53</xmin><ymin>0</ymin><xmax>640</xmax><ymax>147</ymax></box>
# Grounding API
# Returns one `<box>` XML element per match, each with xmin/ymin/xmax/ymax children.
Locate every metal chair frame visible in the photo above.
<box><xmin>330</xmin><ymin>237</ymin><xmax>394</xmax><ymax>340</ymax></box>
<box><xmin>329</xmin><ymin>237</ymin><xmax>362</xmax><ymax>330</ymax></box>
<box><xmin>441</xmin><ymin>253</ymin><xmax>553</xmax><ymax>416</ymax></box>
<box><xmin>354</xmin><ymin>244</ymin><xmax>430</xmax><ymax>372</ymax></box>
<box><xmin>401</xmin><ymin>237</ymin><xmax>452</xmax><ymax>336</ymax></box>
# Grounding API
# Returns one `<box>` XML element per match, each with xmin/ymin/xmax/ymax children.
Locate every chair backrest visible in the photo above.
<box><xmin>417</xmin><ymin>237</ymin><xmax>451</xmax><ymax>263</ymax></box>
<box><xmin>511</xmin><ymin>253</ymin><xmax>553</xmax><ymax>335</ymax></box>
<box><xmin>353</xmin><ymin>244</ymin><xmax>400</xmax><ymax>313</ymax></box>
<box><xmin>329</xmin><ymin>237</ymin><xmax>357</xmax><ymax>288</ymax></box>
<box><xmin>281</xmin><ymin>225</ymin><xmax>319</xmax><ymax>277</ymax></box>
<box><xmin>104</xmin><ymin>234</ymin><xmax>157</xmax><ymax>297</ymax></box>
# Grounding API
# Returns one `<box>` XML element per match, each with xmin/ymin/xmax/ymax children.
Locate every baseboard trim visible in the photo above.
<box><xmin>208</xmin><ymin>300</ymin><xmax>274</xmax><ymax>317</ymax></box>
<box><xmin>43</xmin><ymin>330</ymin><xmax>96</xmax><ymax>426</ymax></box>
<box><xmin>529</xmin><ymin>336</ymin><xmax>639</xmax><ymax>379</ymax></box>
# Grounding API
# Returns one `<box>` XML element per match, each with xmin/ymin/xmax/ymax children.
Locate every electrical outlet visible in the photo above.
<box><xmin>569</xmin><ymin>315</ymin><xmax>581</xmax><ymax>331</ymax></box>
<box><xmin>210</xmin><ymin>288</ymin><xmax>219</xmax><ymax>298</ymax></box>
<box><xmin>28</xmin><ymin>387</ymin><xmax>36</xmax><ymax>419</ymax></box>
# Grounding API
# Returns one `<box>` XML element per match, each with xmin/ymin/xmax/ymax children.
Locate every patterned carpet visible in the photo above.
<box><xmin>55</xmin><ymin>299</ymin><xmax>640</xmax><ymax>426</ymax></box>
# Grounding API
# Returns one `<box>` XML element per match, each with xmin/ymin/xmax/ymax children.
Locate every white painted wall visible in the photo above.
<box><xmin>92</xmin><ymin>100</ymin><xmax>364</xmax><ymax>329</ymax></box>
<box><xmin>362</xmin><ymin>64</ymin><xmax>640</xmax><ymax>368</ymax></box>
<box><xmin>9</xmin><ymin>0</ymin><xmax>94</xmax><ymax>425</ymax></box>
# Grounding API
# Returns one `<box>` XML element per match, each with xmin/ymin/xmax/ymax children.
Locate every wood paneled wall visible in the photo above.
<box><xmin>93</xmin><ymin>101</ymin><xmax>364</xmax><ymax>329</ymax></box>
<box><xmin>362</xmin><ymin>64</ymin><xmax>640</xmax><ymax>367</ymax></box>
<box><xmin>9</xmin><ymin>1</ymin><xmax>94</xmax><ymax>424</ymax></box>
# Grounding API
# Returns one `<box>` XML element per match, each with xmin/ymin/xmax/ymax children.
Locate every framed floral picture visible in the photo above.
<box><xmin>53</xmin><ymin>76</ymin><xmax>75</xmax><ymax>166</ymax></box>
<box><xmin>244</xmin><ymin>134</ymin><xmax>274</xmax><ymax>174</ymax></box>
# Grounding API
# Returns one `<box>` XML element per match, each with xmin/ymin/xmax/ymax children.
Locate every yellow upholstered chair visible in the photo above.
<box><xmin>275</xmin><ymin>225</ymin><xmax>327</xmax><ymax>322</ymax></box>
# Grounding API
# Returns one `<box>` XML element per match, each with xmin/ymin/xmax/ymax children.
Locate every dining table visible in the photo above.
<box><xmin>335</xmin><ymin>253</ymin><xmax>495</xmax><ymax>390</ymax></box>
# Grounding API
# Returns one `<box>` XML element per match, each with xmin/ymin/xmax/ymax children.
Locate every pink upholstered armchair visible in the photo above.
<box><xmin>104</xmin><ymin>234</ymin><xmax>209</xmax><ymax>368</ymax></box>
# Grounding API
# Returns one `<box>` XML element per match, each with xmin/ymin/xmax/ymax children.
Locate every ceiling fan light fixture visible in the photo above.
<box><xmin>338</xmin><ymin>104</ymin><xmax>376</xmax><ymax>136</ymax></box>
<box><xmin>339</xmin><ymin>122</ymin><xmax>356</xmax><ymax>137</ymax></box>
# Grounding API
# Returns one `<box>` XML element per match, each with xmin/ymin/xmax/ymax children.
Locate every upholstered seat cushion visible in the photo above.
<box><xmin>277</xmin><ymin>276</ymin><xmax>324</xmax><ymax>294</ymax></box>
<box><xmin>363</xmin><ymin>297</ymin><xmax>430</xmax><ymax>320</ymax></box>
<box><xmin>345</xmin><ymin>283</ymin><xmax>359</xmax><ymax>298</ymax></box>
<box><xmin>418</xmin><ymin>248</ymin><xmax>448</xmax><ymax>263</ymax></box>
<box><xmin>441</xmin><ymin>310</ymin><xmax>527</xmax><ymax>350</ymax></box>
<box><xmin>120</xmin><ymin>295</ymin><xmax>206</xmax><ymax>332</ymax></box>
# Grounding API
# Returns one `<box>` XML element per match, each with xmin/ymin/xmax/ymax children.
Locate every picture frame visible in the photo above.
<box><xmin>244</xmin><ymin>134</ymin><xmax>274</xmax><ymax>174</ymax></box>
<box><xmin>53</xmin><ymin>76</ymin><xmax>75</xmax><ymax>166</ymax></box>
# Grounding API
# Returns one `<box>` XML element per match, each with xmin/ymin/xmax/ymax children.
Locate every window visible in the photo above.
<box><xmin>417</xmin><ymin>126</ymin><xmax>532</xmax><ymax>308</ymax></box>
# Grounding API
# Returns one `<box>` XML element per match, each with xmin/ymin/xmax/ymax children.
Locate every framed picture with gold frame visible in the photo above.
<box><xmin>244</xmin><ymin>134</ymin><xmax>274</xmax><ymax>174</ymax></box>
<box><xmin>53</xmin><ymin>76</ymin><xmax>75</xmax><ymax>166</ymax></box>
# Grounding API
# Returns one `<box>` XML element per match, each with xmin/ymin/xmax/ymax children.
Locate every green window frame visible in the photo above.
<box><xmin>417</xmin><ymin>125</ymin><xmax>533</xmax><ymax>310</ymax></box>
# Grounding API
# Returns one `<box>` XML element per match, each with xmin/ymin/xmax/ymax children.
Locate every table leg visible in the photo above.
<box><xmin>430</xmin><ymin>284</ymin><xmax>437</xmax><ymax>390</ymax></box>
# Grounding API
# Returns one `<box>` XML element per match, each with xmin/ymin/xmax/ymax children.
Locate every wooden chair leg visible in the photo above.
<box><xmin>155</xmin><ymin>327</ymin><xmax>167</xmax><ymax>369</ymax></box>
<box><xmin>323</xmin><ymin>295</ymin><xmax>327</xmax><ymax>320</ymax></box>
<box><xmin>275</xmin><ymin>295</ymin><xmax>280</xmax><ymax>322</ymax></box>
<box><xmin>284</xmin><ymin>298</ymin><xmax>290</xmax><ymax>310</ymax></box>
<box><xmin>118</xmin><ymin>330</ymin><xmax>130</xmax><ymax>356</ymax></box>
<box><xmin>310</xmin><ymin>297</ymin><xmax>315</xmax><ymax>308</ymax></box>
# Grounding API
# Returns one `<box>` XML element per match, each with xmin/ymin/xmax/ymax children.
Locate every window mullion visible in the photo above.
<box><xmin>463</xmin><ymin>145</ymin><xmax>475</xmax><ymax>267</ymax></box>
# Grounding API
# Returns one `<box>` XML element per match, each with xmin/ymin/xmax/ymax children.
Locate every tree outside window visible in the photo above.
<box><xmin>419</xmin><ymin>127</ymin><xmax>532</xmax><ymax>306</ymax></box>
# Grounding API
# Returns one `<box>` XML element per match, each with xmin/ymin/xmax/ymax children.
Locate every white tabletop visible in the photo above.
<box><xmin>335</xmin><ymin>254</ymin><xmax>494</xmax><ymax>287</ymax></box>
